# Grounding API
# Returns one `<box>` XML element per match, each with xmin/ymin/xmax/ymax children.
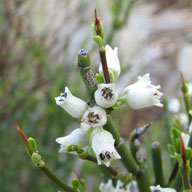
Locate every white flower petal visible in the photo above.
<box><xmin>150</xmin><ymin>185</ymin><xmax>176</xmax><ymax>192</ymax></box>
<box><xmin>81</xmin><ymin>106</ymin><xmax>107</xmax><ymax>128</ymax></box>
<box><xmin>99</xmin><ymin>45</ymin><xmax>121</xmax><ymax>78</ymax></box>
<box><xmin>55</xmin><ymin>87</ymin><xmax>88</xmax><ymax>118</ymax></box>
<box><xmin>123</xmin><ymin>73</ymin><xmax>163</xmax><ymax>109</ymax></box>
<box><xmin>95</xmin><ymin>83</ymin><xmax>118</xmax><ymax>108</ymax></box>
<box><xmin>56</xmin><ymin>125</ymin><xmax>93</xmax><ymax>153</ymax></box>
<box><xmin>91</xmin><ymin>128</ymin><xmax>121</xmax><ymax>167</ymax></box>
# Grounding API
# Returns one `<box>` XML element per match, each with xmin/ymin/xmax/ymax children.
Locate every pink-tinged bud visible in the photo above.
<box><xmin>16</xmin><ymin>124</ymin><xmax>34</xmax><ymax>155</ymax></box>
<box><xmin>180</xmin><ymin>135</ymin><xmax>186</xmax><ymax>165</ymax></box>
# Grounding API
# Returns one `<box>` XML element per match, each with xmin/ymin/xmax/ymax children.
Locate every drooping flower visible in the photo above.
<box><xmin>150</xmin><ymin>185</ymin><xmax>176</xmax><ymax>192</ymax></box>
<box><xmin>56</xmin><ymin>123</ymin><xmax>92</xmax><ymax>153</ymax></box>
<box><xmin>91</xmin><ymin>128</ymin><xmax>121</xmax><ymax>167</ymax></box>
<box><xmin>81</xmin><ymin>106</ymin><xmax>107</xmax><ymax>128</ymax></box>
<box><xmin>55</xmin><ymin>87</ymin><xmax>88</xmax><ymax>118</ymax></box>
<box><xmin>95</xmin><ymin>83</ymin><xmax>118</xmax><ymax>108</ymax></box>
<box><xmin>99</xmin><ymin>44</ymin><xmax>121</xmax><ymax>78</ymax></box>
<box><xmin>99</xmin><ymin>179</ymin><xmax>138</xmax><ymax>192</ymax></box>
<box><xmin>123</xmin><ymin>73</ymin><xmax>163</xmax><ymax>109</ymax></box>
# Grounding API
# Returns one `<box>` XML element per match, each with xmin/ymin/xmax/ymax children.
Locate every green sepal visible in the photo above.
<box><xmin>185</xmin><ymin>147</ymin><xmax>192</xmax><ymax>161</ymax></box>
<box><xmin>31</xmin><ymin>152</ymin><xmax>45</xmax><ymax>167</ymax></box>
<box><xmin>170</xmin><ymin>128</ymin><xmax>180</xmax><ymax>151</ymax></box>
<box><xmin>96</xmin><ymin>73</ymin><xmax>105</xmax><ymax>84</ymax></box>
<box><xmin>72</xmin><ymin>179</ymin><xmax>80</xmax><ymax>189</ymax></box>
<box><xmin>173</xmin><ymin>118</ymin><xmax>181</xmax><ymax>130</ymax></box>
<box><xmin>92</xmin><ymin>35</ymin><xmax>103</xmax><ymax>49</ymax></box>
<box><xmin>66</xmin><ymin>145</ymin><xmax>83</xmax><ymax>153</ymax></box>
<box><xmin>168</xmin><ymin>144</ymin><xmax>176</xmax><ymax>156</ymax></box>
<box><xmin>171</xmin><ymin>152</ymin><xmax>183</xmax><ymax>167</ymax></box>
<box><xmin>109</xmin><ymin>70</ymin><xmax>114</xmax><ymax>83</ymax></box>
<box><xmin>78</xmin><ymin>150</ymin><xmax>89</xmax><ymax>159</ymax></box>
<box><xmin>28</xmin><ymin>137</ymin><xmax>37</xmax><ymax>152</ymax></box>
<box><xmin>112</xmin><ymin>103</ymin><xmax>120</xmax><ymax>110</ymax></box>
<box><xmin>92</xmin><ymin>21</ymin><xmax>104</xmax><ymax>39</ymax></box>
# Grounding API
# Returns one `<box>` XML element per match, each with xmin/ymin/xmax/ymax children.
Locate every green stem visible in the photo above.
<box><xmin>168</xmin><ymin>162</ymin><xmax>179</xmax><ymax>185</ymax></box>
<box><xmin>181</xmin><ymin>166</ymin><xmax>191</xmax><ymax>190</ymax></box>
<box><xmin>99</xmin><ymin>49</ymin><xmax>111</xmax><ymax>83</ymax></box>
<box><xmin>104</xmin><ymin>116</ymin><xmax>151</xmax><ymax>192</ymax></box>
<box><xmin>106</xmin><ymin>0</ymin><xmax>136</xmax><ymax>44</ymax></box>
<box><xmin>104</xmin><ymin>115</ymin><xmax>121</xmax><ymax>145</ymax></box>
<box><xmin>77</xmin><ymin>49</ymin><xmax>97</xmax><ymax>105</ymax></box>
<box><xmin>171</xmin><ymin>170</ymin><xmax>182</xmax><ymax>192</ymax></box>
<box><xmin>40</xmin><ymin>166</ymin><xmax>77</xmax><ymax>192</ymax></box>
<box><xmin>151</xmin><ymin>141</ymin><xmax>164</xmax><ymax>186</ymax></box>
<box><xmin>79</xmin><ymin>153</ymin><xmax>118</xmax><ymax>177</ymax></box>
<box><xmin>181</xmin><ymin>75</ymin><xmax>192</xmax><ymax>124</ymax></box>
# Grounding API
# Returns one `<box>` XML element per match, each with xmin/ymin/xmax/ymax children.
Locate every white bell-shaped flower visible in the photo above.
<box><xmin>55</xmin><ymin>87</ymin><xmax>88</xmax><ymax>118</ymax></box>
<box><xmin>95</xmin><ymin>83</ymin><xmax>118</xmax><ymax>108</ymax></box>
<box><xmin>99</xmin><ymin>179</ymin><xmax>115</xmax><ymax>192</ymax></box>
<box><xmin>56</xmin><ymin>123</ymin><xmax>92</xmax><ymax>153</ymax></box>
<box><xmin>99</xmin><ymin>45</ymin><xmax>121</xmax><ymax>78</ymax></box>
<box><xmin>91</xmin><ymin>128</ymin><xmax>121</xmax><ymax>167</ymax></box>
<box><xmin>81</xmin><ymin>106</ymin><xmax>107</xmax><ymax>128</ymax></box>
<box><xmin>150</xmin><ymin>185</ymin><xmax>176</xmax><ymax>192</ymax></box>
<box><xmin>123</xmin><ymin>73</ymin><xmax>163</xmax><ymax>109</ymax></box>
<box><xmin>99</xmin><ymin>179</ymin><xmax>138</xmax><ymax>192</ymax></box>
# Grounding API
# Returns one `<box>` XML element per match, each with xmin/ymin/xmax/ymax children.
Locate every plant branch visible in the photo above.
<box><xmin>151</xmin><ymin>141</ymin><xmax>164</xmax><ymax>186</ymax></box>
<box><xmin>16</xmin><ymin>125</ymin><xmax>77</xmax><ymax>192</ymax></box>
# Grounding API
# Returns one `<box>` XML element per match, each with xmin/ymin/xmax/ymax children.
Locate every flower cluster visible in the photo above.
<box><xmin>99</xmin><ymin>181</ymin><xmax>176</xmax><ymax>192</ymax></box>
<box><xmin>54</xmin><ymin>44</ymin><xmax>163</xmax><ymax>167</ymax></box>
<box><xmin>99</xmin><ymin>179</ymin><xmax>138</xmax><ymax>192</ymax></box>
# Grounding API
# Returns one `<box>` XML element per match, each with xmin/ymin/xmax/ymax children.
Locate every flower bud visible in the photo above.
<box><xmin>91</xmin><ymin>128</ymin><xmax>121</xmax><ymax>167</ymax></box>
<box><xmin>56</xmin><ymin>123</ymin><xmax>92</xmax><ymax>153</ymax></box>
<box><xmin>55</xmin><ymin>87</ymin><xmax>88</xmax><ymax>118</ymax></box>
<box><xmin>123</xmin><ymin>73</ymin><xmax>163</xmax><ymax>109</ymax></box>
<box><xmin>94</xmin><ymin>83</ymin><xmax>118</xmax><ymax>108</ymax></box>
<box><xmin>99</xmin><ymin>45</ymin><xmax>121</xmax><ymax>78</ymax></box>
<box><xmin>150</xmin><ymin>185</ymin><xmax>176</xmax><ymax>192</ymax></box>
<box><xmin>81</xmin><ymin>106</ymin><xmax>107</xmax><ymax>128</ymax></box>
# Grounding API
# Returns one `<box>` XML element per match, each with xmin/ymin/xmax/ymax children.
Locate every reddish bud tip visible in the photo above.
<box><xmin>94</xmin><ymin>9</ymin><xmax>99</xmax><ymax>24</ymax></box>
<box><xmin>179</xmin><ymin>135</ymin><xmax>186</xmax><ymax>165</ymax></box>
<box><xmin>16</xmin><ymin>124</ymin><xmax>28</xmax><ymax>144</ymax></box>
<box><xmin>16</xmin><ymin>124</ymin><xmax>34</xmax><ymax>155</ymax></box>
<box><xmin>180</xmin><ymin>71</ymin><xmax>185</xmax><ymax>85</ymax></box>
<box><xmin>94</xmin><ymin>9</ymin><xmax>102</xmax><ymax>37</ymax></box>
<box><xmin>74</xmin><ymin>171</ymin><xmax>83</xmax><ymax>184</ymax></box>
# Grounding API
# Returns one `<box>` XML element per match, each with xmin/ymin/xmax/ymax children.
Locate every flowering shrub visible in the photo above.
<box><xmin>16</xmin><ymin>10</ymin><xmax>192</xmax><ymax>192</ymax></box>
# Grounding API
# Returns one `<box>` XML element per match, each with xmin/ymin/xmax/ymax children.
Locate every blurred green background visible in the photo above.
<box><xmin>1</xmin><ymin>0</ymin><xmax>192</xmax><ymax>191</ymax></box>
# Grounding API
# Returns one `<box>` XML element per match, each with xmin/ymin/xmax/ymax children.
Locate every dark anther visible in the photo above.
<box><xmin>78</xmin><ymin>49</ymin><xmax>88</xmax><ymax>57</ymax></box>
<box><xmin>61</xmin><ymin>92</ymin><xmax>67</xmax><ymax>98</ymax></box>
<box><xmin>99</xmin><ymin>153</ymin><xmax>105</xmax><ymax>160</ymax></box>
<box><xmin>101</xmin><ymin>87</ymin><xmax>113</xmax><ymax>100</ymax></box>
<box><xmin>105</xmin><ymin>151</ymin><xmax>111</xmax><ymax>159</ymax></box>
<box><xmin>87</xmin><ymin>112</ymin><xmax>100</xmax><ymax>124</ymax></box>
